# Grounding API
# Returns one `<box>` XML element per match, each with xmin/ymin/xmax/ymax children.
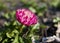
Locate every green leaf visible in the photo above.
<box><xmin>12</xmin><ymin>34</ymin><xmax>19</xmax><ymax>43</ymax></box>
<box><xmin>53</xmin><ymin>19</ymin><xmax>58</xmax><ymax>22</ymax></box>
<box><xmin>57</xmin><ymin>17</ymin><xmax>60</xmax><ymax>21</ymax></box>
<box><xmin>53</xmin><ymin>17</ymin><xmax>60</xmax><ymax>22</ymax></box>
<box><xmin>32</xmin><ymin>22</ymin><xmax>40</xmax><ymax>30</ymax></box>
<box><xmin>2</xmin><ymin>39</ymin><xmax>8</xmax><ymax>43</ymax></box>
<box><xmin>29</xmin><ymin>7</ymin><xmax>36</xmax><ymax>13</ymax></box>
<box><xmin>50</xmin><ymin>0</ymin><xmax>59</xmax><ymax>7</ymax></box>
<box><xmin>38</xmin><ymin>12</ymin><xmax>44</xmax><ymax>16</ymax></box>
<box><xmin>10</xmin><ymin>11</ymin><xmax>15</xmax><ymax>18</ymax></box>
<box><xmin>3</xmin><ymin>13</ymin><xmax>9</xmax><ymax>19</ymax></box>
<box><xmin>29</xmin><ymin>23</ymin><xmax>40</xmax><ymax>37</ymax></box>
<box><xmin>19</xmin><ymin>37</ymin><xmax>24</xmax><ymax>43</ymax></box>
<box><xmin>4</xmin><ymin>22</ymin><xmax>10</xmax><ymax>26</ymax></box>
<box><xmin>13</xmin><ymin>21</ymin><xmax>17</xmax><ymax>25</ymax></box>
<box><xmin>6</xmin><ymin>32</ymin><xmax>14</xmax><ymax>38</ymax></box>
<box><xmin>12</xmin><ymin>29</ymin><xmax>19</xmax><ymax>34</ymax></box>
<box><xmin>23</xmin><ymin>38</ymin><xmax>32</xmax><ymax>43</ymax></box>
<box><xmin>0</xmin><ymin>36</ymin><xmax>2</xmax><ymax>41</ymax></box>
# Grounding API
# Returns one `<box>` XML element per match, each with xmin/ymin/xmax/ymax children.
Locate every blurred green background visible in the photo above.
<box><xmin>0</xmin><ymin>0</ymin><xmax>60</xmax><ymax>43</ymax></box>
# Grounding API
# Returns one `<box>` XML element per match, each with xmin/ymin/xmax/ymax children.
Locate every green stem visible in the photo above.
<box><xmin>20</xmin><ymin>25</ymin><xmax>25</xmax><ymax>33</ymax></box>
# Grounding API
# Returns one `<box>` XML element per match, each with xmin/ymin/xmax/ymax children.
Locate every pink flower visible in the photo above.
<box><xmin>16</xmin><ymin>8</ymin><xmax>38</xmax><ymax>26</ymax></box>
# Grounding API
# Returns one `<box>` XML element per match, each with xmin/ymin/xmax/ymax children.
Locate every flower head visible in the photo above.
<box><xmin>16</xmin><ymin>8</ymin><xmax>38</xmax><ymax>26</ymax></box>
